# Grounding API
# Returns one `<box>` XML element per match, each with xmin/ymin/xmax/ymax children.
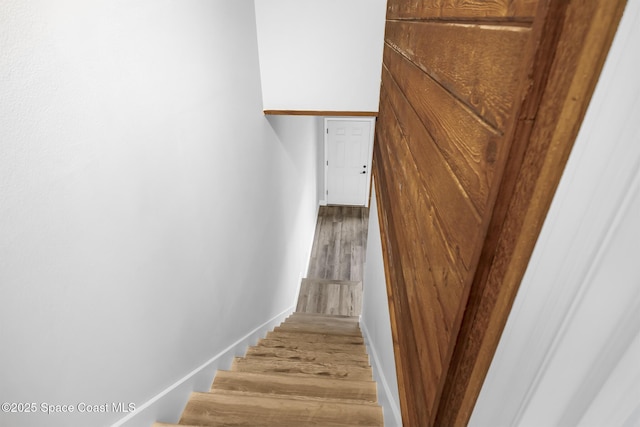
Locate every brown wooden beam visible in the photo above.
<box><xmin>264</xmin><ymin>110</ymin><xmax>378</xmax><ymax>117</ymax></box>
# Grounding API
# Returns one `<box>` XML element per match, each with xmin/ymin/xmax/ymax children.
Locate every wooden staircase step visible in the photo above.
<box><xmin>296</xmin><ymin>279</ymin><xmax>363</xmax><ymax>317</ymax></box>
<box><xmin>153</xmin><ymin>423</ymin><xmax>199</xmax><ymax>427</ymax></box>
<box><xmin>274</xmin><ymin>322</ymin><xmax>362</xmax><ymax>337</ymax></box>
<box><xmin>211</xmin><ymin>370</ymin><xmax>378</xmax><ymax>403</ymax></box>
<box><xmin>231</xmin><ymin>357</ymin><xmax>374</xmax><ymax>381</ymax></box>
<box><xmin>266</xmin><ymin>330</ymin><xmax>365</xmax><ymax>345</ymax></box>
<box><xmin>300</xmin><ymin>278</ymin><xmax>363</xmax><ymax>287</ymax></box>
<box><xmin>179</xmin><ymin>391</ymin><xmax>383</xmax><ymax>427</ymax></box>
<box><xmin>258</xmin><ymin>337</ymin><xmax>368</xmax><ymax>355</ymax></box>
<box><xmin>288</xmin><ymin>311</ymin><xmax>360</xmax><ymax>324</ymax></box>
<box><xmin>285</xmin><ymin>314</ymin><xmax>361</xmax><ymax>330</ymax></box>
<box><xmin>208</xmin><ymin>388</ymin><xmax>378</xmax><ymax>406</ymax></box>
<box><xmin>245</xmin><ymin>346</ymin><xmax>370</xmax><ymax>366</ymax></box>
<box><xmin>157</xmin><ymin>285</ymin><xmax>383</xmax><ymax>426</ymax></box>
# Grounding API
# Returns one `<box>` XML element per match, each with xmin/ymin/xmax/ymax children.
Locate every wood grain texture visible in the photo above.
<box><xmin>171</xmin><ymin>314</ymin><xmax>382</xmax><ymax>426</ymax></box>
<box><xmin>266</xmin><ymin>330</ymin><xmax>365</xmax><ymax>346</ymax></box>
<box><xmin>375</xmin><ymin>0</ymin><xmax>544</xmax><ymax>425</ymax></box>
<box><xmin>382</xmin><ymin>46</ymin><xmax>501</xmax><ymax>217</ymax></box>
<box><xmin>373</xmin><ymin>137</ymin><xmax>432</xmax><ymax>425</ymax></box>
<box><xmin>245</xmin><ymin>346</ymin><xmax>370</xmax><ymax>366</ymax></box>
<box><xmin>153</xmin><ymin>423</ymin><xmax>198</xmax><ymax>427</ymax></box>
<box><xmin>207</xmin><ymin>389</ymin><xmax>378</xmax><ymax>406</ymax></box>
<box><xmin>387</xmin><ymin>0</ymin><xmax>539</xmax><ymax>21</ymax></box>
<box><xmin>377</xmin><ymin>89</ymin><xmax>464</xmax><ymax>332</ymax></box>
<box><xmin>179</xmin><ymin>391</ymin><xmax>382</xmax><ymax>426</ymax></box>
<box><xmin>212</xmin><ymin>370</ymin><xmax>378</xmax><ymax>403</ymax></box>
<box><xmin>274</xmin><ymin>321</ymin><xmax>361</xmax><ymax>337</ymax></box>
<box><xmin>307</xmin><ymin>206</ymin><xmax>368</xmax><ymax>282</ymax></box>
<box><xmin>375</xmin><ymin>0</ymin><xmax>626</xmax><ymax>425</ymax></box>
<box><xmin>385</xmin><ymin>21</ymin><xmax>531</xmax><ymax>130</ymax></box>
<box><xmin>263</xmin><ymin>110</ymin><xmax>378</xmax><ymax>117</ymax></box>
<box><xmin>296</xmin><ymin>279</ymin><xmax>363</xmax><ymax>316</ymax></box>
<box><xmin>435</xmin><ymin>1</ymin><xmax>628</xmax><ymax>425</ymax></box>
<box><xmin>231</xmin><ymin>357</ymin><xmax>373</xmax><ymax>381</ymax></box>
<box><xmin>258</xmin><ymin>337</ymin><xmax>367</xmax><ymax>355</ymax></box>
<box><xmin>287</xmin><ymin>312</ymin><xmax>360</xmax><ymax>323</ymax></box>
<box><xmin>377</xmin><ymin>77</ymin><xmax>483</xmax><ymax>274</ymax></box>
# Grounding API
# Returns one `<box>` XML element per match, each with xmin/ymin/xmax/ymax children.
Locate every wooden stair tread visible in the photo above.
<box><xmin>297</xmin><ymin>279</ymin><xmax>363</xmax><ymax>317</ymax></box>
<box><xmin>266</xmin><ymin>330</ymin><xmax>365</xmax><ymax>345</ymax></box>
<box><xmin>153</xmin><ymin>423</ymin><xmax>199</xmax><ymax>427</ymax></box>
<box><xmin>208</xmin><ymin>388</ymin><xmax>379</xmax><ymax>406</ymax></box>
<box><xmin>274</xmin><ymin>323</ymin><xmax>362</xmax><ymax>337</ymax></box>
<box><xmin>285</xmin><ymin>315</ymin><xmax>361</xmax><ymax>329</ymax></box>
<box><xmin>290</xmin><ymin>311</ymin><xmax>360</xmax><ymax>321</ymax></box>
<box><xmin>258</xmin><ymin>337</ymin><xmax>368</xmax><ymax>355</ymax></box>
<box><xmin>212</xmin><ymin>370</ymin><xmax>378</xmax><ymax>403</ymax></box>
<box><xmin>245</xmin><ymin>346</ymin><xmax>370</xmax><ymax>366</ymax></box>
<box><xmin>286</xmin><ymin>315</ymin><xmax>361</xmax><ymax>328</ymax></box>
<box><xmin>179</xmin><ymin>391</ymin><xmax>383</xmax><ymax>427</ymax></box>
<box><xmin>300</xmin><ymin>278</ymin><xmax>363</xmax><ymax>287</ymax></box>
<box><xmin>232</xmin><ymin>357</ymin><xmax>373</xmax><ymax>381</ymax></box>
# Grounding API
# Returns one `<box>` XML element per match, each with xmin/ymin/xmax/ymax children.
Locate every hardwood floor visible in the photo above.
<box><xmin>300</xmin><ymin>206</ymin><xmax>369</xmax><ymax>316</ymax></box>
<box><xmin>307</xmin><ymin>206</ymin><xmax>369</xmax><ymax>282</ymax></box>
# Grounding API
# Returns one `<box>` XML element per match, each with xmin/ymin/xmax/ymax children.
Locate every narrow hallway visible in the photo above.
<box><xmin>297</xmin><ymin>206</ymin><xmax>370</xmax><ymax>317</ymax></box>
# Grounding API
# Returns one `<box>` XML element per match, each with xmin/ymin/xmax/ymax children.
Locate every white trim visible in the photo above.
<box><xmin>111</xmin><ymin>305</ymin><xmax>295</xmax><ymax>427</ymax></box>
<box><xmin>324</xmin><ymin>117</ymin><xmax>376</xmax><ymax>207</ymax></box>
<box><xmin>361</xmin><ymin>321</ymin><xmax>403</xmax><ymax>427</ymax></box>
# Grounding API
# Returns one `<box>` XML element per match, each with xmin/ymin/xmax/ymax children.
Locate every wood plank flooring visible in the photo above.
<box><xmin>300</xmin><ymin>206</ymin><xmax>369</xmax><ymax>316</ymax></box>
<box><xmin>307</xmin><ymin>206</ymin><xmax>369</xmax><ymax>282</ymax></box>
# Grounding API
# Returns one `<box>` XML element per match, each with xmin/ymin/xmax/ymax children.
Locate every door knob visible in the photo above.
<box><xmin>361</xmin><ymin>171</ymin><xmax>367</xmax><ymax>174</ymax></box>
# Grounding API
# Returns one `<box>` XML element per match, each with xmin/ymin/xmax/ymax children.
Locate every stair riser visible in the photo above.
<box><xmin>266</xmin><ymin>331</ymin><xmax>365</xmax><ymax>345</ymax></box>
<box><xmin>232</xmin><ymin>358</ymin><xmax>374</xmax><ymax>381</ymax></box>
<box><xmin>258</xmin><ymin>338</ymin><xmax>368</xmax><ymax>355</ymax></box>
<box><xmin>245</xmin><ymin>347</ymin><xmax>370</xmax><ymax>366</ymax></box>
<box><xmin>180</xmin><ymin>392</ymin><xmax>382</xmax><ymax>427</ymax></box>
<box><xmin>211</xmin><ymin>371</ymin><xmax>378</xmax><ymax>403</ymax></box>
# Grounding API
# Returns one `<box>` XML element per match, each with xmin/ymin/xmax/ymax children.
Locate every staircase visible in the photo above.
<box><xmin>154</xmin><ymin>311</ymin><xmax>383</xmax><ymax>427</ymax></box>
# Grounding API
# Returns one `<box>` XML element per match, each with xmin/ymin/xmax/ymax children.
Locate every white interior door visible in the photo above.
<box><xmin>325</xmin><ymin>118</ymin><xmax>374</xmax><ymax>206</ymax></box>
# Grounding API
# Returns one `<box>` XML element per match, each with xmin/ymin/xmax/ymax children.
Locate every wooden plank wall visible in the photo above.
<box><xmin>374</xmin><ymin>0</ymin><xmax>627</xmax><ymax>426</ymax></box>
<box><xmin>374</xmin><ymin>1</ymin><xmax>540</xmax><ymax>425</ymax></box>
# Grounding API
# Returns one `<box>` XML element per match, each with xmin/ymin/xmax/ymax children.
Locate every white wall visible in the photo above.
<box><xmin>0</xmin><ymin>1</ymin><xmax>319</xmax><ymax>426</ymax></box>
<box><xmin>470</xmin><ymin>2</ymin><xmax>640</xmax><ymax>426</ymax></box>
<box><xmin>361</xmin><ymin>183</ymin><xmax>403</xmax><ymax>427</ymax></box>
<box><xmin>254</xmin><ymin>0</ymin><xmax>387</xmax><ymax>112</ymax></box>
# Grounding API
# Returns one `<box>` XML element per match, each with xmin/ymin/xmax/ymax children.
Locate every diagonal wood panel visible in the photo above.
<box><xmin>381</xmin><ymin>45</ymin><xmax>502</xmax><ymax>216</ymax></box>
<box><xmin>375</xmin><ymin>1</ymin><xmax>539</xmax><ymax>425</ymax></box>
<box><xmin>374</xmin><ymin>0</ymin><xmax>626</xmax><ymax>426</ymax></box>
<box><xmin>385</xmin><ymin>21</ymin><xmax>531</xmax><ymax>130</ymax></box>
<box><xmin>386</xmin><ymin>0</ymin><xmax>539</xmax><ymax>21</ymax></box>
<box><xmin>373</xmin><ymin>134</ymin><xmax>431</xmax><ymax>426</ymax></box>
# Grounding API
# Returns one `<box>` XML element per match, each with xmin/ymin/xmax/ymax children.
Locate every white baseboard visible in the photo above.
<box><xmin>361</xmin><ymin>321</ymin><xmax>403</xmax><ymax>427</ymax></box>
<box><xmin>111</xmin><ymin>305</ymin><xmax>295</xmax><ymax>427</ymax></box>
